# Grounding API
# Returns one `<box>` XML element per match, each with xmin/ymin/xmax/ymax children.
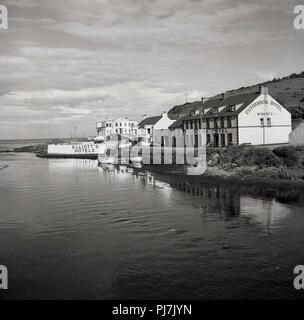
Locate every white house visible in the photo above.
<box><xmin>96</xmin><ymin>117</ymin><xmax>138</xmax><ymax>141</ymax></box>
<box><xmin>137</xmin><ymin>112</ymin><xmax>178</xmax><ymax>145</ymax></box>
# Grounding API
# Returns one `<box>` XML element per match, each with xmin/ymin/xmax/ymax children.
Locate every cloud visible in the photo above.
<box><xmin>0</xmin><ymin>0</ymin><xmax>302</xmax><ymax>138</ymax></box>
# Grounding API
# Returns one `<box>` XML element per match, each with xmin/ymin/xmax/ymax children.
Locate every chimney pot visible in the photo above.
<box><xmin>260</xmin><ymin>85</ymin><xmax>269</xmax><ymax>95</ymax></box>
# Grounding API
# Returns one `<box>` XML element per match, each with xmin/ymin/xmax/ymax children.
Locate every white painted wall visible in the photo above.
<box><xmin>48</xmin><ymin>143</ymin><xmax>105</xmax><ymax>155</ymax></box>
<box><xmin>153</xmin><ymin>112</ymin><xmax>175</xmax><ymax>130</ymax></box>
<box><xmin>289</xmin><ymin>122</ymin><xmax>304</xmax><ymax>145</ymax></box>
<box><xmin>238</xmin><ymin>94</ymin><xmax>291</xmax><ymax>145</ymax></box>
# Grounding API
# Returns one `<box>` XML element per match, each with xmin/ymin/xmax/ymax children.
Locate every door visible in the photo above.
<box><xmin>221</xmin><ymin>134</ymin><xmax>225</xmax><ymax>147</ymax></box>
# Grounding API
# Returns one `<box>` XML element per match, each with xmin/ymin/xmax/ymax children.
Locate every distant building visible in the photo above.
<box><xmin>289</xmin><ymin>120</ymin><xmax>304</xmax><ymax>146</ymax></box>
<box><xmin>168</xmin><ymin>86</ymin><xmax>292</xmax><ymax>147</ymax></box>
<box><xmin>96</xmin><ymin>117</ymin><xmax>138</xmax><ymax>140</ymax></box>
<box><xmin>137</xmin><ymin>112</ymin><xmax>178</xmax><ymax>145</ymax></box>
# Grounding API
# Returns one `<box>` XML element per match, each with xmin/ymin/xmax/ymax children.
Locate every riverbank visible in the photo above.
<box><xmin>141</xmin><ymin>144</ymin><xmax>304</xmax><ymax>190</ymax></box>
<box><xmin>140</xmin><ymin>164</ymin><xmax>304</xmax><ymax>190</ymax></box>
<box><xmin>0</xmin><ymin>144</ymin><xmax>47</xmax><ymax>153</ymax></box>
<box><xmin>2</xmin><ymin>142</ymin><xmax>304</xmax><ymax>189</ymax></box>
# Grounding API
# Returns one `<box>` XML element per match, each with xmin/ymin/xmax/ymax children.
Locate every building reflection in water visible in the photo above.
<box><xmin>48</xmin><ymin>158</ymin><xmax>99</xmax><ymax>174</ymax></box>
<box><xmin>48</xmin><ymin>159</ymin><xmax>298</xmax><ymax>232</ymax></box>
<box><xmin>130</xmin><ymin>168</ymin><xmax>295</xmax><ymax>232</ymax></box>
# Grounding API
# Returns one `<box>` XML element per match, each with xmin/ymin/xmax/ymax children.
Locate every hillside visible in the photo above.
<box><xmin>169</xmin><ymin>71</ymin><xmax>304</xmax><ymax>119</ymax></box>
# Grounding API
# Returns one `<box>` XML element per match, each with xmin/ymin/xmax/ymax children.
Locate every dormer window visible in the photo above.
<box><xmin>212</xmin><ymin>107</ymin><xmax>219</xmax><ymax>113</ymax></box>
<box><xmin>228</xmin><ymin>105</ymin><xmax>236</xmax><ymax>112</ymax></box>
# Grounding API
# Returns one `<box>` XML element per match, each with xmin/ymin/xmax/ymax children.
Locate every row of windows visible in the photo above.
<box><xmin>211</xmin><ymin>105</ymin><xmax>236</xmax><ymax>114</ymax></box>
<box><xmin>260</xmin><ymin>118</ymin><xmax>271</xmax><ymax>126</ymax></box>
<box><xmin>114</xmin><ymin>129</ymin><xmax>138</xmax><ymax>134</ymax></box>
<box><xmin>106</xmin><ymin>122</ymin><xmax>136</xmax><ymax>127</ymax></box>
<box><xmin>184</xmin><ymin>117</ymin><xmax>233</xmax><ymax>130</ymax></box>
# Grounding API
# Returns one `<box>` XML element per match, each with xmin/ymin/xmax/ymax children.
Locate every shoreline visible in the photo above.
<box><xmin>2</xmin><ymin>143</ymin><xmax>304</xmax><ymax>190</ymax></box>
<box><xmin>140</xmin><ymin>164</ymin><xmax>304</xmax><ymax>190</ymax></box>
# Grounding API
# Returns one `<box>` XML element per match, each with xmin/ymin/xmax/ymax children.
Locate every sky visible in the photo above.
<box><xmin>0</xmin><ymin>0</ymin><xmax>303</xmax><ymax>139</ymax></box>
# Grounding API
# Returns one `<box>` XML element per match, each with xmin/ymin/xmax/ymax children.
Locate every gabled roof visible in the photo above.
<box><xmin>168</xmin><ymin>92</ymin><xmax>261</xmax><ymax>128</ymax></box>
<box><xmin>168</xmin><ymin>116</ymin><xmax>187</xmax><ymax>129</ymax></box>
<box><xmin>168</xmin><ymin>100</ymin><xmax>205</xmax><ymax>117</ymax></box>
<box><xmin>201</xmin><ymin>92</ymin><xmax>260</xmax><ymax>118</ymax></box>
<box><xmin>138</xmin><ymin>114</ymin><xmax>179</xmax><ymax>128</ymax></box>
<box><xmin>138</xmin><ymin>116</ymin><xmax>162</xmax><ymax>128</ymax></box>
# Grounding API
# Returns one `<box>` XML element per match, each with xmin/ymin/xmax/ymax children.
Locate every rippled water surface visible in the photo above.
<box><xmin>0</xmin><ymin>153</ymin><xmax>304</xmax><ymax>299</ymax></box>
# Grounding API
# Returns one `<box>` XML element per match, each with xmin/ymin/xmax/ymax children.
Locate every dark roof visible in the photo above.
<box><xmin>168</xmin><ymin>116</ymin><xmax>187</xmax><ymax>129</ymax></box>
<box><xmin>201</xmin><ymin>92</ymin><xmax>260</xmax><ymax>118</ymax></box>
<box><xmin>292</xmin><ymin>119</ymin><xmax>304</xmax><ymax>131</ymax></box>
<box><xmin>138</xmin><ymin>116</ymin><xmax>161</xmax><ymax>128</ymax></box>
<box><xmin>168</xmin><ymin>92</ymin><xmax>260</xmax><ymax>128</ymax></box>
<box><xmin>168</xmin><ymin>114</ymin><xmax>180</xmax><ymax>120</ymax></box>
<box><xmin>168</xmin><ymin>100</ymin><xmax>205</xmax><ymax>117</ymax></box>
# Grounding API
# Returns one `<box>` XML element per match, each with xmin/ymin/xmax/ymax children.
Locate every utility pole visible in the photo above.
<box><xmin>185</xmin><ymin>93</ymin><xmax>189</xmax><ymax>103</ymax></box>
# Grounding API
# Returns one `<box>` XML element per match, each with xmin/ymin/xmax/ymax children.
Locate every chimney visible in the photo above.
<box><xmin>201</xmin><ymin>97</ymin><xmax>209</xmax><ymax>103</ymax></box>
<box><xmin>142</xmin><ymin>113</ymin><xmax>146</xmax><ymax>120</ymax></box>
<box><xmin>161</xmin><ymin>111</ymin><xmax>167</xmax><ymax>117</ymax></box>
<box><xmin>259</xmin><ymin>85</ymin><xmax>269</xmax><ymax>95</ymax></box>
<box><xmin>221</xmin><ymin>93</ymin><xmax>226</xmax><ymax>100</ymax></box>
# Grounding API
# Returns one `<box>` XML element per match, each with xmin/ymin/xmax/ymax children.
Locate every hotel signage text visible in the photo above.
<box><xmin>245</xmin><ymin>100</ymin><xmax>282</xmax><ymax>115</ymax></box>
<box><xmin>72</xmin><ymin>144</ymin><xmax>97</xmax><ymax>153</ymax></box>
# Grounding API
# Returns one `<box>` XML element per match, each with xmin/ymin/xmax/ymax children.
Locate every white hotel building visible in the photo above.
<box><xmin>169</xmin><ymin>86</ymin><xmax>292</xmax><ymax>147</ymax></box>
<box><xmin>96</xmin><ymin>117</ymin><xmax>139</xmax><ymax>140</ymax></box>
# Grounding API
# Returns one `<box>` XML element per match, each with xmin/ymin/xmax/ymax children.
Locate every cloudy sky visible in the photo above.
<box><xmin>0</xmin><ymin>0</ymin><xmax>303</xmax><ymax>139</ymax></box>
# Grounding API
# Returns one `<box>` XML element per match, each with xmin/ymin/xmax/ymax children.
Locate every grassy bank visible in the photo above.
<box><xmin>203</xmin><ymin>144</ymin><xmax>304</xmax><ymax>188</ymax></box>
<box><xmin>142</xmin><ymin>144</ymin><xmax>304</xmax><ymax>190</ymax></box>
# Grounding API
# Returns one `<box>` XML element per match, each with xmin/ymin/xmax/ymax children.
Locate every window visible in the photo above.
<box><xmin>267</xmin><ymin>118</ymin><xmax>271</xmax><ymax>126</ymax></box>
<box><xmin>207</xmin><ymin>134</ymin><xmax>211</xmax><ymax>144</ymax></box>
<box><xmin>227</xmin><ymin>117</ymin><xmax>232</xmax><ymax>128</ymax></box>
<box><xmin>212</xmin><ymin>107</ymin><xmax>219</xmax><ymax>113</ymax></box>
<box><xmin>228</xmin><ymin>105</ymin><xmax>236</xmax><ymax>112</ymax></box>
<box><xmin>214</xmin><ymin>118</ymin><xmax>218</xmax><ymax>129</ymax></box>
<box><xmin>221</xmin><ymin>117</ymin><xmax>225</xmax><ymax>128</ymax></box>
<box><xmin>228</xmin><ymin>133</ymin><xmax>233</xmax><ymax>145</ymax></box>
<box><xmin>206</xmin><ymin>119</ymin><xmax>210</xmax><ymax>129</ymax></box>
<box><xmin>260</xmin><ymin>118</ymin><xmax>264</xmax><ymax>126</ymax></box>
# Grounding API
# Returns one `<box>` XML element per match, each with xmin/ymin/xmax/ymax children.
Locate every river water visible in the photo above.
<box><xmin>0</xmin><ymin>152</ymin><xmax>304</xmax><ymax>299</ymax></box>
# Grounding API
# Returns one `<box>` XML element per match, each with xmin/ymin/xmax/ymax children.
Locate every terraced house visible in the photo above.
<box><xmin>169</xmin><ymin>86</ymin><xmax>292</xmax><ymax>147</ymax></box>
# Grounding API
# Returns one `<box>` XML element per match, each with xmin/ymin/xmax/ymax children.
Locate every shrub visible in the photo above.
<box><xmin>273</xmin><ymin>146</ymin><xmax>300</xmax><ymax>167</ymax></box>
<box><xmin>249</xmin><ymin>148</ymin><xmax>283</xmax><ymax>168</ymax></box>
<box><xmin>218</xmin><ymin>145</ymin><xmax>283</xmax><ymax>168</ymax></box>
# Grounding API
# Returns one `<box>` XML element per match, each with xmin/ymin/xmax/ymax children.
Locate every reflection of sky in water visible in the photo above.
<box><xmin>48</xmin><ymin>159</ymin><xmax>99</xmax><ymax>173</ymax></box>
<box><xmin>47</xmin><ymin>158</ymin><xmax>296</xmax><ymax>232</ymax></box>
<box><xmin>1</xmin><ymin>154</ymin><xmax>304</xmax><ymax>299</ymax></box>
<box><xmin>240</xmin><ymin>197</ymin><xmax>293</xmax><ymax>231</ymax></box>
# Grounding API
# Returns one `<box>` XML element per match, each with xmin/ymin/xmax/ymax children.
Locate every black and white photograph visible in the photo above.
<box><xmin>0</xmin><ymin>0</ymin><xmax>304</xmax><ymax>308</ymax></box>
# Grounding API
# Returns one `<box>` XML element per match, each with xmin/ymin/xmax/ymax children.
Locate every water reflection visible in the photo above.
<box><xmin>128</xmin><ymin>167</ymin><xmax>297</xmax><ymax>232</ymax></box>
<box><xmin>48</xmin><ymin>158</ymin><xmax>99</xmax><ymax>173</ymax></box>
<box><xmin>47</xmin><ymin>158</ymin><xmax>301</xmax><ymax>232</ymax></box>
<box><xmin>2</xmin><ymin>156</ymin><xmax>304</xmax><ymax>299</ymax></box>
